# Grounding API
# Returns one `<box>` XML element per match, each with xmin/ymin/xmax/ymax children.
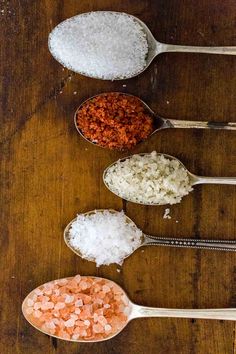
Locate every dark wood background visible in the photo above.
<box><xmin>0</xmin><ymin>1</ymin><xmax>236</xmax><ymax>353</ymax></box>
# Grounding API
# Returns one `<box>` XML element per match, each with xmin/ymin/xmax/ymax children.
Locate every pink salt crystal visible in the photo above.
<box><xmin>55</xmin><ymin>302</ymin><xmax>65</xmax><ymax>310</ymax></box>
<box><xmin>32</xmin><ymin>294</ymin><xmax>37</xmax><ymax>302</ymax></box>
<box><xmin>59</xmin><ymin>330</ymin><xmax>70</xmax><ymax>340</ymax></box>
<box><xmin>41</xmin><ymin>302</ymin><xmax>54</xmax><ymax>311</ymax></box>
<box><xmin>45</xmin><ymin>321</ymin><xmax>56</xmax><ymax>330</ymax></box>
<box><xmin>70</xmin><ymin>314</ymin><xmax>79</xmax><ymax>320</ymax></box>
<box><xmin>27</xmin><ymin>298</ymin><xmax>34</xmax><ymax>307</ymax></box>
<box><xmin>26</xmin><ymin>307</ymin><xmax>33</xmax><ymax>315</ymax></box>
<box><xmin>65</xmin><ymin>295</ymin><xmax>74</xmax><ymax>304</ymax></box>
<box><xmin>74</xmin><ymin>275</ymin><xmax>81</xmax><ymax>283</ymax></box>
<box><xmin>72</xmin><ymin>334</ymin><xmax>80</xmax><ymax>340</ymax></box>
<box><xmin>54</xmin><ymin>289</ymin><xmax>60</xmax><ymax>296</ymax></box>
<box><xmin>33</xmin><ymin>310</ymin><xmax>42</xmax><ymax>318</ymax></box>
<box><xmin>104</xmin><ymin>324</ymin><xmax>112</xmax><ymax>332</ymax></box>
<box><xmin>58</xmin><ymin>279</ymin><xmax>68</xmax><ymax>286</ymax></box>
<box><xmin>93</xmin><ymin>313</ymin><xmax>99</xmax><ymax>323</ymax></box>
<box><xmin>84</xmin><ymin>320</ymin><xmax>90</xmax><ymax>326</ymax></box>
<box><xmin>98</xmin><ymin>315</ymin><xmax>107</xmax><ymax>326</ymax></box>
<box><xmin>75</xmin><ymin>308</ymin><xmax>81</xmax><ymax>315</ymax></box>
<box><xmin>75</xmin><ymin>299</ymin><xmax>83</xmax><ymax>307</ymax></box>
<box><xmin>41</xmin><ymin>296</ymin><xmax>50</xmax><ymax>304</ymax></box>
<box><xmin>33</xmin><ymin>302</ymin><xmax>42</xmax><ymax>310</ymax></box>
<box><xmin>104</xmin><ymin>304</ymin><xmax>110</xmax><ymax>309</ymax></box>
<box><xmin>102</xmin><ymin>285</ymin><xmax>110</xmax><ymax>293</ymax></box>
<box><xmin>93</xmin><ymin>323</ymin><xmax>104</xmax><ymax>333</ymax></box>
<box><xmin>34</xmin><ymin>289</ymin><xmax>43</xmax><ymax>296</ymax></box>
<box><xmin>80</xmin><ymin>329</ymin><xmax>88</xmax><ymax>337</ymax></box>
<box><xmin>80</xmin><ymin>281</ymin><xmax>88</xmax><ymax>290</ymax></box>
<box><xmin>52</xmin><ymin>318</ymin><xmax>60</xmax><ymax>325</ymax></box>
<box><xmin>64</xmin><ymin>318</ymin><xmax>75</xmax><ymax>327</ymax></box>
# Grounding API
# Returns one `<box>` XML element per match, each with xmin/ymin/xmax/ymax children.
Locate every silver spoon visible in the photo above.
<box><xmin>49</xmin><ymin>11</ymin><xmax>236</xmax><ymax>80</ymax></box>
<box><xmin>74</xmin><ymin>92</ymin><xmax>236</xmax><ymax>151</ymax></box>
<box><xmin>103</xmin><ymin>153</ymin><xmax>236</xmax><ymax>206</ymax></box>
<box><xmin>64</xmin><ymin>210</ymin><xmax>236</xmax><ymax>260</ymax></box>
<box><xmin>22</xmin><ymin>275</ymin><xmax>236</xmax><ymax>343</ymax></box>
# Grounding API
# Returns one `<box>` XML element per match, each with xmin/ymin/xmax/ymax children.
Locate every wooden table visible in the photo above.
<box><xmin>1</xmin><ymin>1</ymin><xmax>236</xmax><ymax>353</ymax></box>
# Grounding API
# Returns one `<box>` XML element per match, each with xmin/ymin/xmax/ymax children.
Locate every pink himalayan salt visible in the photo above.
<box><xmin>23</xmin><ymin>275</ymin><xmax>130</xmax><ymax>341</ymax></box>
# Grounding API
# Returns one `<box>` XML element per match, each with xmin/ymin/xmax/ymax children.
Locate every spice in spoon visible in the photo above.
<box><xmin>23</xmin><ymin>275</ymin><xmax>130</xmax><ymax>341</ymax></box>
<box><xmin>76</xmin><ymin>92</ymin><xmax>154</xmax><ymax>150</ymax></box>
<box><xmin>49</xmin><ymin>12</ymin><xmax>148</xmax><ymax>80</ymax></box>
<box><xmin>67</xmin><ymin>210</ymin><xmax>142</xmax><ymax>266</ymax></box>
<box><xmin>104</xmin><ymin>152</ymin><xmax>193</xmax><ymax>205</ymax></box>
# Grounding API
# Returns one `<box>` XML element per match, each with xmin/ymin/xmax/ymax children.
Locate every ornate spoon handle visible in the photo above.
<box><xmin>143</xmin><ymin>235</ymin><xmax>236</xmax><ymax>252</ymax></box>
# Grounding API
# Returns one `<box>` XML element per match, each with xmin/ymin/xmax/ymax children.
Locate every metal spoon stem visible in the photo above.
<box><xmin>161</xmin><ymin>43</ymin><xmax>236</xmax><ymax>56</ymax></box>
<box><xmin>162</xmin><ymin>118</ymin><xmax>236</xmax><ymax>130</ymax></box>
<box><xmin>143</xmin><ymin>235</ymin><xmax>236</xmax><ymax>252</ymax></box>
<box><xmin>192</xmin><ymin>175</ymin><xmax>236</xmax><ymax>185</ymax></box>
<box><xmin>131</xmin><ymin>303</ymin><xmax>236</xmax><ymax>321</ymax></box>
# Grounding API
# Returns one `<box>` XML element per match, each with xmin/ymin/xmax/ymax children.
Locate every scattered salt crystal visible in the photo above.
<box><xmin>68</xmin><ymin>210</ymin><xmax>142</xmax><ymax>266</ymax></box>
<box><xmin>122</xmin><ymin>84</ymin><xmax>127</xmax><ymax>87</ymax></box>
<box><xmin>117</xmin><ymin>269</ymin><xmax>121</xmax><ymax>273</ymax></box>
<box><xmin>73</xmin><ymin>91</ymin><xmax>77</xmax><ymax>95</ymax></box>
<box><xmin>163</xmin><ymin>208</ymin><xmax>171</xmax><ymax>220</ymax></box>
<box><xmin>49</xmin><ymin>11</ymin><xmax>148</xmax><ymax>80</ymax></box>
<box><xmin>166</xmin><ymin>100</ymin><xmax>170</xmax><ymax>104</ymax></box>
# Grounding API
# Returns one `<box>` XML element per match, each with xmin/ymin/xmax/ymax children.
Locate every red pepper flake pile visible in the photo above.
<box><xmin>76</xmin><ymin>92</ymin><xmax>154</xmax><ymax>150</ymax></box>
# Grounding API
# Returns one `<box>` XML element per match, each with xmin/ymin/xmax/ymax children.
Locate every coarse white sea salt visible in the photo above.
<box><xmin>68</xmin><ymin>210</ymin><xmax>142</xmax><ymax>266</ymax></box>
<box><xmin>49</xmin><ymin>11</ymin><xmax>148</xmax><ymax>80</ymax></box>
<box><xmin>104</xmin><ymin>152</ymin><xmax>193</xmax><ymax>205</ymax></box>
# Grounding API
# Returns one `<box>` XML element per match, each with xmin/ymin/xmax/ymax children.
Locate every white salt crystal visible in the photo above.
<box><xmin>64</xmin><ymin>318</ymin><xmax>75</xmax><ymax>327</ymax></box>
<box><xmin>68</xmin><ymin>210</ymin><xmax>142</xmax><ymax>266</ymax></box>
<box><xmin>49</xmin><ymin>11</ymin><xmax>148</xmax><ymax>80</ymax></box>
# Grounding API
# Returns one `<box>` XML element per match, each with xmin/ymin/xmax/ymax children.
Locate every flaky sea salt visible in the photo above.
<box><xmin>49</xmin><ymin>11</ymin><xmax>148</xmax><ymax>79</ymax></box>
<box><xmin>104</xmin><ymin>152</ymin><xmax>193</xmax><ymax>205</ymax></box>
<box><xmin>68</xmin><ymin>210</ymin><xmax>142</xmax><ymax>266</ymax></box>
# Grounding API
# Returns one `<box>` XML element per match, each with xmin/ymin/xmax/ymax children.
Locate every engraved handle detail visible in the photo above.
<box><xmin>143</xmin><ymin>236</ymin><xmax>236</xmax><ymax>252</ymax></box>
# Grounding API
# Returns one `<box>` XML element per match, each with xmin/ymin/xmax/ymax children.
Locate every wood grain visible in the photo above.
<box><xmin>0</xmin><ymin>1</ymin><xmax>236</xmax><ymax>353</ymax></box>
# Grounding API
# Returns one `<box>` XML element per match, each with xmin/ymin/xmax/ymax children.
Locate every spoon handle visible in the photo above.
<box><xmin>193</xmin><ymin>176</ymin><xmax>236</xmax><ymax>185</ymax></box>
<box><xmin>132</xmin><ymin>304</ymin><xmax>236</xmax><ymax>321</ymax></box>
<box><xmin>163</xmin><ymin>44</ymin><xmax>236</xmax><ymax>56</ymax></box>
<box><xmin>143</xmin><ymin>235</ymin><xmax>236</xmax><ymax>251</ymax></box>
<box><xmin>164</xmin><ymin>119</ymin><xmax>236</xmax><ymax>130</ymax></box>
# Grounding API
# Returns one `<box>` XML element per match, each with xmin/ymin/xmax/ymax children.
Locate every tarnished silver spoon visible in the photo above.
<box><xmin>22</xmin><ymin>275</ymin><xmax>236</xmax><ymax>343</ymax></box>
<box><xmin>103</xmin><ymin>153</ymin><xmax>236</xmax><ymax>206</ymax></box>
<box><xmin>74</xmin><ymin>92</ymin><xmax>236</xmax><ymax>151</ymax></box>
<box><xmin>64</xmin><ymin>210</ymin><xmax>236</xmax><ymax>262</ymax></box>
<box><xmin>49</xmin><ymin>11</ymin><xmax>236</xmax><ymax>80</ymax></box>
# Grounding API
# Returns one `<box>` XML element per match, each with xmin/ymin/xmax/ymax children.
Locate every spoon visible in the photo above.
<box><xmin>74</xmin><ymin>92</ymin><xmax>236</xmax><ymax>150</ymax></box>
<box><xmin>22</xmin><ymin>277</ymin><xmax>236</xmax><ymax>342</ymax></box>
<box><xmin>22</xmin><ymin>275</ymin><xmax>236</xmax><ymax>342</ymax></box>
<box><xmin>103</xmin><ymin>153</ymin><xmax>236</xmax><ymax>206</ymax></box>
<box><xmin>64</xmin><ymin>210</ymin><xmax>236</xmax><ymax>262</ymax></box>
<box><xmin>49</xmin><ymin>11</ymin><xmax>236</xmax><ymax>80</ymax></box>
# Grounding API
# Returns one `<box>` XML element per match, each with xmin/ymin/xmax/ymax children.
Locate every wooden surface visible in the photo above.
<box><xmin>0</xmin><ymin>1</ymin><xmax>236</xmax><ymax>353</ymax></box>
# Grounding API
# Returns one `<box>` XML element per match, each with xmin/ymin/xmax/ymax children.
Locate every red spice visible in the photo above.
<box><xmin>76</xmin><ymin>92</ymin><xmax>154</xmax><ymax>150</ymax></box>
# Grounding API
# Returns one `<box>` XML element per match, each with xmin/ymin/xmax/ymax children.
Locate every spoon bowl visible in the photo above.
<box><xmin>22</xmin><ymin>275</ymin><xmax>236</xmax><ymax>343</ymax></box>
<box><xmin>103</xmin><ymin>152</ymin><xmax>236</xmax><ymax>205</ymax></box>
<box><xmin>64</xmin><ymin>209</ymin><xmax>236</xmax><ymax>264</ymax></box>
<box><xmin>74</xmin><ymin>92</ymin><xmax>236</xmax><ymax>151</ymax></box>
<box><xmin>49</xmin><ymin>11</ymin><xmax>236</xmax><ymax>80</ymax></box>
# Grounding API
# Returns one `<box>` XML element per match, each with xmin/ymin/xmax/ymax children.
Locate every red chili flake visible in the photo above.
<box><xmin>76</xmin><ymin>92</ymin><xmax>154</xmax><ymax>150</ymax></box>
